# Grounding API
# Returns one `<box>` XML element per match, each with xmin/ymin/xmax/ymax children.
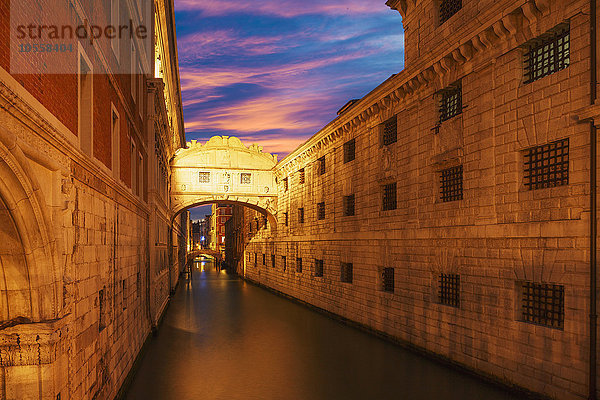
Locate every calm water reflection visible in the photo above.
<box><xmin>126</xmin><ymin>259</ymin><xmax>526</xmax><ymax>400</ymax></box>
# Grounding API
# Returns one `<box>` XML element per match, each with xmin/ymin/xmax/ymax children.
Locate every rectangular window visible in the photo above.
<box><xmin>248</xmin><ymin>222</ymin><xmax>252</xmax><ymax>233</ymax></box>
<box><xmin>296</xmin><ymin>258</ymin><xmax>303</xmax><ymax>273</ymax></box>
<box><xmin>382</xmin><ymin>116</ymin><xmax>397</xmax><ymax>146</ymax></box>
<box><xmin>520</xmin><ymin>282</ymin><xmax>564</xmax><ymax>329</ymax></box>
<box><xmin>111</xmin><ymin>106</ymin><xmax>120</xmax><ymax>178</ymax></box>
<box><xmin>317</xmin><ymin>156</ymin><xmax>326</xmax><ymax>175</ymax></box>
<box><xmin>524</xmin><ymin>138</ymin><xmax>569</xmax><ymax>190</ymax></box>
<box><xmin>262</xmin><ymin>215</ymin><xmax>268</xmax><ymax>229</ymax></box>
<box><xmin>315</xmin><ymin>259</ymin><xmax>324</xmax><ymax>277</ymax></box>
<box><xmin>344</xmin><ymin>139</ymin><xmax>356</xmax><ymax>163</ymax></box>
<box><xmin>298</xmin><ymin>208</ymin><xmax>304</xmax><ymax>223</ymax></box>
<box><xmin>79</xmin><ymin>50</ymin><xmax>93</xmax><ymax>156</ymax></box>
<box><xmin>241</xmin><ymin>173</ymin><xmax>252</xmax><ymax>184</ymax></box>
<box><xmin>199</xmin><ymin>172</ymin><xmax>211</xmax><ymax>183</ymax></box>
<box><xmin>382</xmin><ymin>183</ymin><xmax>397</xmax><ymax>211</ymax></box>
<box><xmin>299</xmin><ymin>168</ymin><xmax>305</xmax><ymax>184</ymax></box>
<box><xmin>254</xmin><ymin>253</ymin><xmax>257</xmax><ymax>264</ymax></box>
<box><xmin>341</xmin><ymin>262</ymin><xmax>353</xmax><ymax>283</ymax></box>
<box><xmin>122</xmin><ymin>279</ymin><xmax>127</xmax><ymax>310</ymax></box>
<box><xmin>439</xmin><ymin>0</ymin><xmax>462</xmax><ymax>24</ymax></box>
<box><xmin>99</xmin><ymin>288</ymin><xmax>106</xmax><ymax>331</ymax></box>
<box><xmin>440</xmin><ymin>165</ymin><xmax>463</xmax><ymax>202</ymax></box>
<box><xmin>343</xmin><ymin>194</ymin><xmax>355</xmax><ymax>216</ymax></box>
<box><xmin>272</xmin><ymin>254</ymin><xmax>276</xmax><ymax>268</ymax></box>
<box><xmin>262</xmin><ymin>254</ymin><xmax>266</xmax><ymax>265</ymax></box>
<box><xmin>525</xmin><ymin>24</ymin><xmax>570</xmax><ymax>84</ymax></box>
<box><xmin>439</xmin><ymin>84</ymin><xmax>462</xmax><ymax>122</ymax></box>
<box><xmin>439</xmin><ymin>273</ymin><xmax>460</xmax><ymax>307</ymax></box>
<box><xmin>283</xmin><ymin>178</ymin><xmax>288</xmax><ymax>191</ymax></box>
<box><xmin>284</xmin><ymin>212</ymin><xmax>289</xmax><ymax>227</ymax></box>
<box><xmin>317</xmin><ymin>202</ymin><xmax>325</xmax><ymax>220</ymax></box>
<box><xmin>282</xmin><ymin>256</ymin><xmax>287</xmax><ymax>272</ymax></box>
<box><xmin>382</xmin><ymin>267</ymin><xmax>394</xmax><ymax>293</ymax></box>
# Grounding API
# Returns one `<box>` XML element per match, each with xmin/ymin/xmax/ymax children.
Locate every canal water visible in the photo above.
<box><xmin>126</xmin><ymin>259</ymin><xmax>527</xmax><ymax>400</ymax></box>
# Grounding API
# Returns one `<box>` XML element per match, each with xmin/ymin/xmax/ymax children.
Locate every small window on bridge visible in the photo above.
<box><xmin>199</xmin><ymin>172</ymin><xmax>210</xmax><ymax>183</ymax></box>
<box><xmin>315</xmin><ymin>259</ymin><xmax>324</xmax><ymax>277</ymax></box>
<box><xmin>296</xmin><ymin>258</ymin><xmax>302</xmax><ymax>273</ymax></box>
<box><xmin>241</xmin><ymin>173</ymin><xmax>252</xmax><ymax>185</ymax></box>
<box><xmin>341</xmin><ymin>263</ymin><xmax>353</xmax><ymax>284</ymax></box>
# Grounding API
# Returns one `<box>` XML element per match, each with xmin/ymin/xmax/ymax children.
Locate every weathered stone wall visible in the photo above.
<box><xmin>228</xmin><ymin>1</ymin><xmax>599</xmax><ymax>399</ymax></box>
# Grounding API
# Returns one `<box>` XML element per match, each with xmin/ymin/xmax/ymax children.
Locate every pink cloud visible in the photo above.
<box><xmin>175</xmin><ymin>0</ymin><xmax>386</xmax><ymax>17</ymax></box>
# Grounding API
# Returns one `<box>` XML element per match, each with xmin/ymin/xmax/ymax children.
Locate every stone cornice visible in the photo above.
<box><xmin>276</xmin><ymin>0</ymin><xmax>550</xmax><ymax>176</ymax></box>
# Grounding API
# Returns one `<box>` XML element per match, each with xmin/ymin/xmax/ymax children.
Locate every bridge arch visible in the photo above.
<box><xmin>171</xmin><ymin>136</ymin><xmax>279</xmax><ymax>227</ymax></box>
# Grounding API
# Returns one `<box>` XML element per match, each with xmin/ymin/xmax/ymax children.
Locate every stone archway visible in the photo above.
<box><xmin>171</xmin><ymin>136</ymin><xmax>279</xmax><ymax>225</ymax></box>
<box><xmin>0</xmin><ymin>135</ymin><xmax>61</xmax><ymax>324</ymax></box>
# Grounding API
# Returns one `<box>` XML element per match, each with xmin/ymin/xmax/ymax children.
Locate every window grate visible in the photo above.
<box><xmin>318</xmin><ymin>156</ymin><xmax>326</xmax><ymax>175</ymax></box>
<box><xmin>296</xmin><ymin>258</ymin><xmax>303</xmax><ymax>273</ymax></box>
<box><xmin>521</xmin><ymin>282</ymin><xmax>564</xmax><ymax>329</ymax></box>
<box><xmin>440</xmin><ymin>165</ymin><xmax>463</xmax><ymax>202</ymax></box>
<box><xmin>317</xmin><ymin>202</ymin><xmax>325</xmax><ymax>220</ymax></box>
<box><xmin>382</xmin><ymin>267</ymin><xmax>394</xmax><ymax>293</ymax></box>
<box><xmin>344</xmin><ymin>139</ymin><xmax>356</xmax><ymax>163</ymax></box>
<box><xmin>315</xmin><ymin>259</ymin><xmax>324</xmax><ymax>277</ymax></box>
<box><xmin>524</xmin><ymin>138</ymin><xmax>569</xmax><ymax>190</ymax></box>
<box><xmin>439</xmin><ymin>273</ymin><xmax>460</xmax><ymax>307</ymax></box>
<box><xmin>525</xmin><ymin>25</ymin><xmax>570</xmax><ymax>84</ymax></box>
<box><xmin>382</xmin><ymin>117</ymin><xmax>397</xmax><ymax>145</ymax></box>
<box><xmin>382</xmin><ymin>183</ymin><xmax>397</xmax><ymax>211</ymax></box>
<box><xmin>439</xmin><ymin>0</ymin><xmax>462</xmax><ymax>24</ymax></box>
<box><xmin>341</xmin><ymin>262</ymin><xmax>353</xmax><ymax>283</ymax></box>
<box><xmin>439</xmin><ymin>84</ymin><xmax>462</xmax><ymax>122</ymax></box>
<box><xmin>298</xmin><ymin>208</ymin><xmax>304</xmax><ymax>223</ymax></box>
<box><xmin>241</xmin><ymin>173</ymin><xmax>251</xmax><ymax>184</ymax></box>
<box><xmin>343</xmin><ymin>194</ymin><xmax>355</xmax><ymax>216</ymax></box>
<box><xmin>198</xmin><ymin>172</ymin><xmax>211</xmax><ymax>183</ymax></box>
<box><xmin>299</xmin><ymin>169</ymin><xmax>305</xmax><ymax>184</ymax></box>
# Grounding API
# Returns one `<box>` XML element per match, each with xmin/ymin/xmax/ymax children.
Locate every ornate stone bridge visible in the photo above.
<box><xmin>171</xmin><ymin>136</ymin><xmax>279</xmax><ymax>226</ymax></box>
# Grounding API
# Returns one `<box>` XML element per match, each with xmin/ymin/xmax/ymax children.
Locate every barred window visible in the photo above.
<box><xmin>272</xmin><ymin>254</ymin><xmax>276</xmax><ymax>268</ymax></box>
<box><xmin>344</xmin><ymin>139</ymin><xmax>355</xmax><ymax>163</ymax></box>
<box><xmin>382</xmin><ymin>116</ymin><xmax>397</xmax><ymax>146</ymax></box>
<box><xmin>241</xmin><ymin>173</ymin><xmax>252</xmax><ymax>184</ymax></box>
<box><xmin>525</xmin><ymin>25</ymin><xmax>570</xmax><ymax>84</ymax></box>
<box><xmin>315</xmin><ymin>259</ymin><xmax>324</xmax><ymax>277</ymax></box>
<box><xmin>439</xmin><ymin>273</ymin><xmax>460</xmax><ymax>307</ymax></box>
<box><xmin>299</xmin><ymin>168</ymin><xmax>305</xmax><ymax>184</ymax></box>
<box><xmin>524</xmin><ymin>138</ymin><xmax>569</xmax><ymax>190</ymax></box>
<box><xmin>382</xmin><ymin>267</ymin><xmax>394</xmax><ymax>293</ymax></box>
<box><xmin>199</xmin><ymin>172</ymin><xmax>211</xmax><ymax>183</ymax></box>
<box><xmin>254</xmin><ymin>253</ymin><xmax>257</xmax><ymax>264</ymax></box>
<box><xmin>296</xmin><ymin>258</ymin><xmax>303</xmax><ymax>273</ymax></box>
<box><xmin>317</xmin><ymin>202</ymin><xmax>325</xmax><ymax>220</ymax></box>
<box><xmin>439</xmin><ymin>84</ymin><xmax>462</xmax><ymax>122</ymax></box>
<box><xmin>440</xmin><ymin>165</ymin><xmax>463</xmax><ymax>202</ymax></box>
<box><xmin>284</xmin><ymin>212</ymin><xmax>289</xmax><ymax>227</ymax></box>
<box><xmin>318</xmin><ymin>156</ymin><xmax>326</xmax><ymax>175</ymax></box>
<box><xmin>343</xmin><ymin>194</ymin><xmax>355</xmax><ymax>216</ymax></box>
<box><xmin>298</xmin><ymin>208</ymin><xmax>304</xmax><ymax>223</ymax></box>
<box><xmin>283</xmin><ymin>178</ymin><xmax>288</xmax><ymax>191</ymax></box>
<box><xmin>262</xmin><ymin>253</ymin><xmax>266</xmax><ymax>265</ymax></box>
<box><xmin>282</xmin><ymin>256</ymin><xmax>287</xmax><ymax>272</ymax></box>
<box><xmin>521</xmin><ymin>282</ymin><xmax>564</xmax><ymax>329</ymax></box>
<box><xmin>341</xmin><ymin>262</ymin><xmax>353</xmax><ymax>283</ymax></box>
<box><xmin>439</xmin><ymin>0</ymin><xmax>462</xmax><ymax>25</ymax></box>
<box><xmin>382</xmin><ymin>183</ymin><xmax>397</xmax><ymax>211</ymax></box>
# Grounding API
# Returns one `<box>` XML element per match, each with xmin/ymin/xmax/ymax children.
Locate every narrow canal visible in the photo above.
<box><xmin>126</xmin><ymin>259</ymin><xmax>527</xmax><ymax>400</ymax></box>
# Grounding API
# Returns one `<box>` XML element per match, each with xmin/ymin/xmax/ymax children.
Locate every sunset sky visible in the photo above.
<box><xmin>175</xmin><ymin>0</ymin><xmax>405</xmax><ymax>220</ymax></box>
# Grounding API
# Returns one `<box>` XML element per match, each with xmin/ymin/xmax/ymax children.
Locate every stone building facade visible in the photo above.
<box><xmin>226</xmin><ymin>1</ymin><xmax>600</xmax><ymax>399</ymax></box>
<box><xmin>0</xmin><ymin>0</ymin><xmax>185</xmax><ymax>399</ymax></box>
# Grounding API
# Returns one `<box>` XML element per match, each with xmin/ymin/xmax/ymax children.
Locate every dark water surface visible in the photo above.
<box><xmin>126</xmin><ymin>260</ymin><xmax>527</xmax><ymax>400</ymax></box>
